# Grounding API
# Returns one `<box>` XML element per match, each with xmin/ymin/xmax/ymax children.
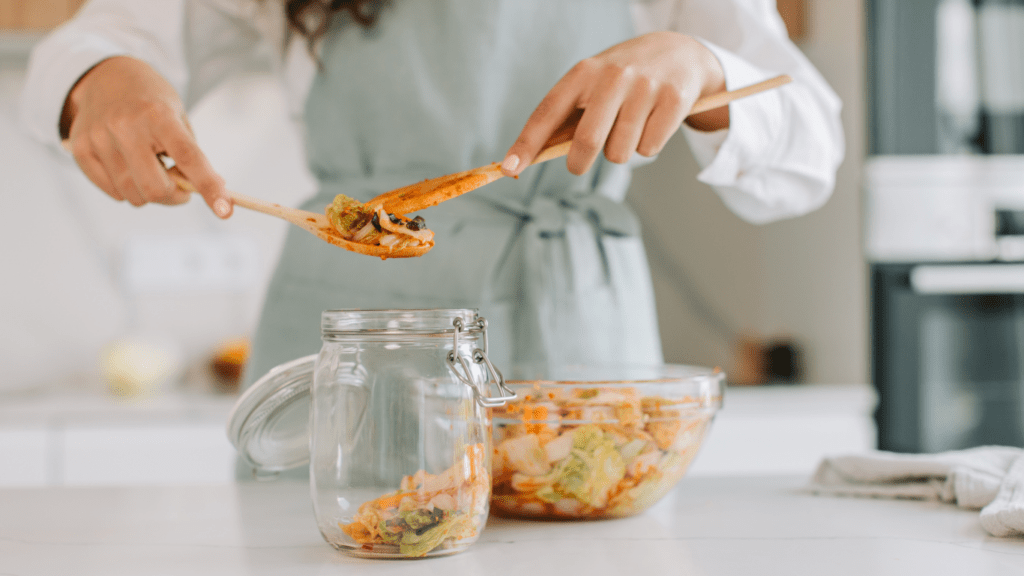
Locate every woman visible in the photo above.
<box><xmin>21</xmin><ymin>0</ymin><xmax>843</xmax><ymax>384</ymax></box>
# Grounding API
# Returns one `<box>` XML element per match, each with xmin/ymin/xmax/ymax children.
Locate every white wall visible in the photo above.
<box><xmin>765</xmin><ymin>0</ymin><xmax>867</xmax><ymax>384</ymax></box>
<box><xmin>627</xmin><ymin>0</ymin><xmax>868</xmax><ymax>384</ymax></box>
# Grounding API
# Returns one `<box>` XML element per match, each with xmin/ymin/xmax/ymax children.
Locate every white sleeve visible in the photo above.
<box><xmin>20</xmin><ymin>0</ymin><xmax>269</xmax><ymax>148</ymax></box>
<box><xmin>632</xmin><ymin>0</ymin><xmax>845</xmax><ymax>224</ymax></box>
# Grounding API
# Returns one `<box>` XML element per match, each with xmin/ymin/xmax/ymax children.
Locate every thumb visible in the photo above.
<box><xmin>501</xmin><ymin>109</ymin><xmax>582</xmax><ymax>177</ymax></box>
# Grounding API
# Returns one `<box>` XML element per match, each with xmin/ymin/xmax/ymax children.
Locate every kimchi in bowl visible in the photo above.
<box><xmin>490</xmin><ymin>364</ymin><xmax>724</xmax><ymax>520</ymax></box>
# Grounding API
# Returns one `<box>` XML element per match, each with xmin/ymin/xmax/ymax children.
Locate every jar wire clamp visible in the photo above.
<box><xmin>446</xmin><ymin>317</ymin><xmax>516</xmax><ymax>407</ymax></box>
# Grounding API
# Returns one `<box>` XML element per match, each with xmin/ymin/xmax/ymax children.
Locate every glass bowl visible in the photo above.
<box><xmin>489</xmin><ymin>364</ymin><xmax>724</xmax><ymax>520</ymax></box>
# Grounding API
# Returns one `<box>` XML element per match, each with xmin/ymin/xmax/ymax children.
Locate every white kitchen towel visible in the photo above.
<box><xmin>808</xmin><ymin>446</ymin><xmax>1024</xmax><ymax>537</ymax></box>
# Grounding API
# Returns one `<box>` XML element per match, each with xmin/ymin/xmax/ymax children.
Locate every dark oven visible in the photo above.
<box><xmin>867</xmin><ymin>157</ymin><xmax>1024</xmax><ymax>452</ymax></box>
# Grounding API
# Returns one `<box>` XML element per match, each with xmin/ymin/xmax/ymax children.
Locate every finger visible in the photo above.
<box><xmin>69</xmin><ymin>138</ymin><xmax>123</xmax><ymax>202</ymax></box>
<box><xmin>636</xmin><ymin>86</ymin><xmax>692</xmax><ymax>158</ymax></box>
<box><xmin>90</xmin><ymin>130</ymin><xmax>145</xmax><ymax>206</ymax></box>
<box><xmin>565</xmin><ymin>68</ymin><xmax>634</xmax><ymax>175</ymax></box>
<box><xmin>501</xmin><ymin>67</ymin><xmax>588</xmax><ymax>177</ymax></box>
<box><xmin>105</xmin><ymin>145</ymin><xmax>147</xmax><ymax>207</ymax></box>
<box><xmin>603</xmin><ymin>78</ymin><xmax>658</xmax><ymax>165</ymax></box>
<box><xmin>77</xmin><ymin>153</ymin><xmax>124</xmax><ymax>202</ymax></box>
<box><xmin>156</xmin><ymin>118</ymin><xmax>231</xmax><ymax>218</ymax></box>
<box><xmin>116</xmin><ymin>135</ymin><xmax>189</xmax><ymax>206</ymax></box>
<box><xmin>545</xmin><ymin>108</ymin><xmax>584</xmax><ymax>148</ymax></box>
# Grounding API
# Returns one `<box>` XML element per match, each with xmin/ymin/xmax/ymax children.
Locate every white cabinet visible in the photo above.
<box><xmin>689</xmin><ymin>413</ymin><xmax>876</xmax><ymax>476</ymax></box>
<box><xmin>61</xmin><ymin>424</ymin><xmax>236</xmax><ymax>486</ymax></box>
<box><xmin>688</xmin><ymin>383</ymin><xmax>877</xmax><ymax>476</ymax></box>
<box><xmin>0</xmin><ymin>392</ymin><xmax>237</xmax><ymax>487</ymax></box>
<box><xmin>0</xmin><ymin>385</ymin><xmax>875</xmax><ymax>486</ymax></box>
<box><xmin>0</xmin><ymin>428</ymin><xmax>49</xmax><ymax>486</ymax></box>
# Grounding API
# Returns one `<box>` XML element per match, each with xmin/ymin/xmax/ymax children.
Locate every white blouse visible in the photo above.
<box><xmin>20</xmin><ymin>0</ymin><xmax>844</xmax><ymax>224</ymax></box>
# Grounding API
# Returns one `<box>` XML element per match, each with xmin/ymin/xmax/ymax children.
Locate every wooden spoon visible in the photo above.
<box><xmin>371</xmin><ymin>74</ymin><xmax>792</xmax><ymax>215</ymax></box>
<box><xmin>163</xmin><ymin>168</ymin><xmax>431</xmax><ymax>259</ymax></box>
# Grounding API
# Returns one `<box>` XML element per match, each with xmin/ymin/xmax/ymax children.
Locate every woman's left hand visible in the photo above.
<box><xmin>501</xmin><ymin>31</ymin><xmax>727</xmax><ymax>177</ymax></box>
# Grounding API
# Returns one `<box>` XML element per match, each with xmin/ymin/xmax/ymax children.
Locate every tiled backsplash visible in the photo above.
<box><xmin>0</xmin><ymin>62</ymin><xmax>316</xmax><ymax>393</ymax></box>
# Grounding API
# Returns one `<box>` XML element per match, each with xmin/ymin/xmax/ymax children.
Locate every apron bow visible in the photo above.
<box><xmin>487</xmin><ymin>193</ymin><xmax>640</xmax><ymax>239</ymax></box>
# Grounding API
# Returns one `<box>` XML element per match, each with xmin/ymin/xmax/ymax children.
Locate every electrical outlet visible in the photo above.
<box><xmin>122</xmin><ymin>233</ymin><xmax>259</xmax><ymax>293</ymax></box>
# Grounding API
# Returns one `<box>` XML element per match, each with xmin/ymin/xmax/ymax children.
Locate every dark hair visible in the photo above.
<box><xmin>284</xmin><ymin>0</ymin><xmax>385</xmax><ymax>52</ymax></box>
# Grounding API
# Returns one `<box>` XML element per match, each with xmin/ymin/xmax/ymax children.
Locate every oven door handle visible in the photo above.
<box><xmin>911</xmin><ymin>264</ymin><xmax>1024</xmax><ymax>294</ymax></box>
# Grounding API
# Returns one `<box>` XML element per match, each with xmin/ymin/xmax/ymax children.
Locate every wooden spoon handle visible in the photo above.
<box><xmin>688</xmin><ymin>74</ymin><xmax>792</xmax><ymax>116</ymax></box>
<box><xmin>529</xmin><ymin>74</ymin><xmax>792</xmax><ymax>164</ymax></box>
<box><xmin>532</xmin><ymin>141</ymin><xmax>573</xmax><ymax>165</ymax></box>
<box><xmin>164</xmin><ymin>165</ymin><xmax>313</xmax><ymax>224</ymax></box>
<box><xmin>227</xmin><ymin>190</ymin><xmax>285</xmax><ymax>215</ymax></box>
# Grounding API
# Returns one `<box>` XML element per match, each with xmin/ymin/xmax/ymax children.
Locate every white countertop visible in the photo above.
<box><xmin>1</xmin><ymin>476</ymin><xmax>1020</xmax><ymax>576</ymax></box>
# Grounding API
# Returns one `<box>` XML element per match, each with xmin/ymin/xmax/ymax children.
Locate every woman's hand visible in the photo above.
<box><xmin>502</xmin><ymin>31</ymin><xmax>727</xmax><ymax>177</ymax></box>
<box><xmin>61</xmin><ymin>56</ymin><xmax>232</xmax><ymax>218</ymax></box>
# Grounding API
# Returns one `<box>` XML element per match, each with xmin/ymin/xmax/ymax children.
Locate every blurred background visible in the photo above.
<box><xmin>1</xmin><ymin>0</ymin><xmax>1020</xmax><ymax>486</ymax></box>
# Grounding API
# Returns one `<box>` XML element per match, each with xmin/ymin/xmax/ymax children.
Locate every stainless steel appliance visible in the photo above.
<box><xmin>868</xmin><ymin>0</ymin><xmax>1024</xmax><ymax>452</ymax></box>
<box><xmin>867</xmin><ymin>156</ymin><xmax>1024</xmax><ymax>452</ymax></box>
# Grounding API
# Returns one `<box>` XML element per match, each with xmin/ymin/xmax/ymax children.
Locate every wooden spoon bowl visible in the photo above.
<box><xmin>166</xmin><ymin>168</ymin><xmax>431</xmax><ymax>259</ymax></box>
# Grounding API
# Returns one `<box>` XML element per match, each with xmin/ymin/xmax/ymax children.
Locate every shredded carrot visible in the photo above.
<box><xmin>369</xmin><ymin>492</ymin><xmax>405</xmax><ymax>511</ymax></box>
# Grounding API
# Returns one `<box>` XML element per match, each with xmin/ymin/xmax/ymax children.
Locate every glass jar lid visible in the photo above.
<box><xmin>227</xmin><ymin>354</ymin><xmax>317</xmax><ymax>474</ymax></box>
<box><xmin>321</xmin><ymin>308</ymin><xmax>481</xmax><ymax>337</ymax></box>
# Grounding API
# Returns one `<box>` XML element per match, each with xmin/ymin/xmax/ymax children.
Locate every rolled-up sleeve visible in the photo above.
<box><xmin>632</xmin><ymin>0</ymin><xmax>844</xmax><ymax>224</ymax></box>
<box><xmin>20</xmin><ymin>0</ymin><xmax>266</xmax><ymax>148</ymax></box>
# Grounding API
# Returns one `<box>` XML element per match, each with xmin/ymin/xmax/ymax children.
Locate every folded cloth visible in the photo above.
<box><xmin>808</xmin><ymin>446</ymin><xmax>1024</xmax><ymax>537</ymax></box>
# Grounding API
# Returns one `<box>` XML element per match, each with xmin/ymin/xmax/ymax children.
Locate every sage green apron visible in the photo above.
<box><xmin>244</xmin><ymin>0</ymin><xmax>663</xmax><ymax>387</ymax></box>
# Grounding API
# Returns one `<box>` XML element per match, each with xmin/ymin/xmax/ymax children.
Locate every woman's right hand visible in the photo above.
<box><xmin>61</xmin><ymin>56</ymin><xmax>232</xmax><ymax>218</ymax></box>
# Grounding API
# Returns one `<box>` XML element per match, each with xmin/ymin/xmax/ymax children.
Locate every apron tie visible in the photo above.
<box><xmin>482</xmin><ymin>192</ymin><xmax>641</xmax><ymax>297</ymax></box>
<box><xmin>482</xmin><ymin>193</ymin><xmax>640</xmax><ymax>237</ymax></box>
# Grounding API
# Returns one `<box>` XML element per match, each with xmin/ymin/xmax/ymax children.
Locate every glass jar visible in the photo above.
<box><xmin>227</xmin><ymin>309</ymin><xmax>514</xmax><ymax>559</ymax></box>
